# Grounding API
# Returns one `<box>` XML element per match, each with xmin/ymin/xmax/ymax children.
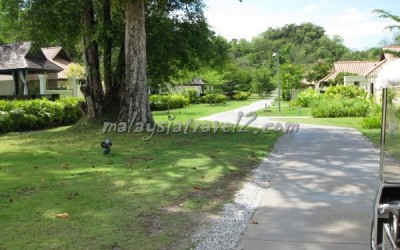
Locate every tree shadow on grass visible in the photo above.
<box><xmin>0</xmin><ymin>125</ymin><xmax>281</xmax><ymax>249</ymax></box>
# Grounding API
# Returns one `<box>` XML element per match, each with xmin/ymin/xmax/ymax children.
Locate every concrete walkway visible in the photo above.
<box><xmin>200</xmin><ymin>99</ymin><xmax>381</xmax><ymax>250</ymax></box>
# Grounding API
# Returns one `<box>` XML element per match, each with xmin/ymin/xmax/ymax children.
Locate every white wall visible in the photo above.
<box><xmin>167</xmin><ymin>85</ymin><xmax>202</xmax><ymax>95</ymax></box>
<box><xmin>0</xmin><ymin>81</ymin><xmax>16</xmax><ymax>95</ymax></box>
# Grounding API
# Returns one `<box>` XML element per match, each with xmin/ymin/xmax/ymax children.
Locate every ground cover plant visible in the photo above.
<box><xmin>0</xmin><ymin>110</ymin><xmax>280</xmax><ymax>249</ymax></box>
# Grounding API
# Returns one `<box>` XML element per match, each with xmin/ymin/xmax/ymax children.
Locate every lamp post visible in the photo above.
<box><xmin>273</xmin><ymin>52</ymin><xmax>281</xmax><ymax>112</ymax></box>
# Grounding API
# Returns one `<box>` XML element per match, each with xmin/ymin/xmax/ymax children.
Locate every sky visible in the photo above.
<box><xmin>204</xmin><ymin>0</ymin><xmax>400</xmax><ymax>50</ymax></box>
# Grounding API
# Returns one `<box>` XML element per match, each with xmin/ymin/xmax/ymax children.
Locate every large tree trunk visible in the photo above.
<box><xmin>103</xmin><ymin>0</ymin><xmax>113</xmax><ymax>96</ymax></box>
<box><xmin>118</xmin><ymin>0</ymin><xmax>154</xmax><ymax>125</ymax></box>
<box><xmin>82</xmin><ymin>0</ymin><xmax>104</xmax><ymax>118</ymax></box>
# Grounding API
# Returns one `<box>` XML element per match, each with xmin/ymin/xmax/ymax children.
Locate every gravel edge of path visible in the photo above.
<box><xmin>191</xmin><ymin>132</ymin><xmax>295</xmax><ymax>250</ymax></box>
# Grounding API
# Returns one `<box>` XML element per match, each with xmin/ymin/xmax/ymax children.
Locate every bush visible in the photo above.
<box><xmin>361</xmin><ymin>104</ymin><xmax>382</xmax><ymax>129</ymax></box>
<box><xmin>361</xmin><ymin>116</ymin><xmax>381</xmax><ymax>129</ymax></box>
<box><xmin>296</xmin><ymin>89</ymin><xmax>320</xmax><ymax>107</ymax></box>
<box><xmin>0</xmin><ymin>111</ymin><xmax>12</xmax><ymax>133</ymax></box>
<box><xmin>149</xmin><ymin>94</ymin><xmax>189</xmax><ymax>111</ymax></box>
<box><xmin>324</xmin><ymin>85</ymin><xmax>367</xmax><ymax>99</ymax></box>
<box><xmin>202</xmin><ymin>93</ymin><xmax>228</xmax><ymax>104</ymax></box>
<box><xmin>289</xmin><ymin>100</ymin><xmax>299</xmax><ymax>107</ymax></box>
<box><xmin>232</xmin><ymin>91</ymin><xmax>251</xmax><ymax>100</ymax></box>
<box><xmin>183</xmin><ymin>89</ymin><xmax>201</xmax><ymax>104</ymax></box>
<box><xmin>311</xmin><ymin>98</ymin><xmax>370</xmax><ymax>118</ymax></box>
<box><xmin>0</xmin><ymin>97</ymin><xmax>84</xmax><ymax>133</ymax></box>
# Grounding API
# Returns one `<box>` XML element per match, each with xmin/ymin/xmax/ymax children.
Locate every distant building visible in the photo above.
<box><xmin>0</xmin><ymin>42</ymin><xmax>82</xmax><ymax>98</ymax></box>
<box><xmin>318</xmin><ymin>45</ymin><xmax>400</xmax><ymax>100</ymax></box>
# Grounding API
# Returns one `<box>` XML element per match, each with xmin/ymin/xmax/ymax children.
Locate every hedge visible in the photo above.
<box><xmin>149</xmin><ymin>94</ymin><xmax>190</xmax><ymax>111</ymax></box>
<box><xmin>0</xmin><ymin>98</ymin><xmax>84</xmax><ymax>133</ymax></box>
<box><xmin>232</xmin><ymin>91</ymin><xmax>252</xmax><ymax>100</ymax></box>
<box><xmin>202</xmin><ymin>93</ymin><xmax>228</xmax><ymax>104</ymax></box>
<box><xmin>311</xmin><ymin>97</ymin><xmax>370</xmax><ymax>118</ymax></box>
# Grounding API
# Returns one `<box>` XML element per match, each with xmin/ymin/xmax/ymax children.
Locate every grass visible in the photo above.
<box><xmin>0</xmin><ymin>99</ymin><xmax>280</xmax><ymax>249</ymax></box>
<box><xmin>257</xmin><ymin>101</ymin><xmax>312</xmax><ymax>117</ymax></box>
<box><xmin>269</xmin><ymin>116</ymin><xmax>381</xmax><ymax>145</ymax></box>
<box><xmin>153</xmin><ymin>95</ymin><xmax>265</xmax><ymax>123</ymax></box>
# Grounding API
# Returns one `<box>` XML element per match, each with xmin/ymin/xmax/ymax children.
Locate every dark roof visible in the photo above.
<box><xmin>190</xmin><ymin>78</ymin><xmax>205</xmax><ymax>85</ymax></box>
<box><xmin>0</xmin><ymin>42</ymin><xmax>63</xmax><ymax>75</ymax></box>
<box><xmin>41</xmin><ymin>46</ymin><xmax>71</xmax><ymax>62</ymax></box>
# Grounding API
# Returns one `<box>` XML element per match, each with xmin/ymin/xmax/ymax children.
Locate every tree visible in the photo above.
<box><xmin>81</xmin><ymin>0</ymin><xmax>104</xmax><ymax>119</ymax></box>
<box><xmin>251</xmin><ymin>68</ymin><xmax>275</xmax><ymax>96</ymax></box>
<box><xmin>0</xmin><ymin>0</ymin><xmax>28</xmax><ymax>43</ymax></box>
<box><xmin>118</xmin><ymin>0</ymin><xmax>153</xmax><ymax>124</ymax></box>
<box><xmin>3</xmin><ymin>0</ymin><xmax>215</xmax><ymax>123</ymax></box>
<box><xmin>305</xmin><ymin>60</ymin><xmax>332</xmax><ymax>83</ymax></box>
<box><xmin>280</xmin><ymin>63</ymin><xmax>304</xmax><ymax>103</ymax></box>
<box><xmin>374</xmin><ymin>9</ymin><xmax>400</xmax><ymax>57</ymax></box>
<box><xmin>327</xmin><ymin>72</ymin><xmax>357</xmax><ymax>86</ymax></box>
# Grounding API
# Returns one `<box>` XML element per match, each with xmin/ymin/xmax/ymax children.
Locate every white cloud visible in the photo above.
<box><xmin>302</xmin><ymin>4</ymin><xmax>317</xmax><ymax>13</ymax></box>
<box><xmin>321</xmin><ymin>8</ymin><xmax>393</xmax><ymax>49</ymax></box>
<box><xmin>205</xmin><ymin>0</ymin><xmax>396</xmax><ymax>49</ymax></box>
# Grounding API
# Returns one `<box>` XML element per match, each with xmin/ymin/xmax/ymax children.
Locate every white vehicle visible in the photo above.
<box><xmin>371</xmin><ymin>59</ymin><xmax>400</xmax><ymax>250</ymax></box>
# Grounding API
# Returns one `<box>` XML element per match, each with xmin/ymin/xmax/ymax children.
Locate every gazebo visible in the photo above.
<box><xmin>0</xmin><ymin>42</ymin><xmax>63</xmax><ymax>96</ymax></box>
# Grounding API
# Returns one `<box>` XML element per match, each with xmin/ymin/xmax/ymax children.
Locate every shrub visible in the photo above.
<box><xmin>361</xmin><ymin>116</ymin><xmax>381</xmax><ymax>129</ymax></box>
<box><xmin>0</xmin><ymin>111</ymin><xmax>12</xmax><ymax>133</ymax></box>
<box><xmin>183</xmin><ymin>89</ymin><xmax>201</xmax><ymax>104</ymax></box>
<box><xmin>361</xmin><ymin>104</ymin><xmax>382</xmax><ymax>129</ymax></box>
<box><xmin>289</xmin><ymin>100</ymin><xmax>299</xmax><ymax>107</ymax></box>
<box><xmin>58</xmin><ymin>98</ymin><xmax>84</xmax><ymax>124</ymax></box>
<box><xmin>202</xmin><ymin>93</ymin><xmax>228</xmax><ymax>104</ymax></box>
<box><xmin>311</xmin><ymin>98</ymin><xmax>370</xmax><ymax>118</ymax></box>
<box><xmin>233</xmin><ymin>91</ymin><xmax>251</xmax><ymax>100</ymax></box>
<box><xmin>324</xmin><ymin>85</ymin><xmax>367</xmax><ymax>99</ymax></box>
<box><xmin>296</xmin><ymin>89</ymin><xmax>320</xmax><ymax>107</ymax></box>
<box><xmin>149</xmin><ymin>94</ymin><xmax>189</xmax><ymax>111</ymax></box>
<box><xmin>0</xmin><ymin>97</ymin><xmax>84</xmax><ymax>133</ymax></box>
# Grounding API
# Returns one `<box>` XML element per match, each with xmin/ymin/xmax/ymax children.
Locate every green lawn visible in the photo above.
<box><xmin>0</xmin><ymin>98</ymin><xmax>280</xmax><ymax>249</ymax></box>
<box><xmin>153</xmin><ymin>95</ymin><xmax>266</xmax><ymax>123</ymax></box>
<box><xmin>257</xmin><ymin>101</ymin><xmax>312</xmax><ymax>117</ymax></box>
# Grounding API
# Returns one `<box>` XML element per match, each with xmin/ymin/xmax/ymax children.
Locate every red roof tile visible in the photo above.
<box><xmin>319</xmin><ymin>61</ymin><xmax>379</xmax><ymax>82</ymax></box>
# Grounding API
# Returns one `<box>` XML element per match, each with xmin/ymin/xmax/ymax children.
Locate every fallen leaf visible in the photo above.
<box><xmin>55</xmin><ymin>213</ymin><xmax>69</xmax><ymax>219</ymax></box>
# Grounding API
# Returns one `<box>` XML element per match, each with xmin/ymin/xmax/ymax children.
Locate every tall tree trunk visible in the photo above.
<box><xmin>118</xmin><ymin>0</ymin><xmax>154</xmax><ymax>125</ymax></box>
<box><xmin>82</xmin><ymin>0</ymin><xmax>104</xmax><ymax>118</ymax></box>
<box><xmin>103</xmin><ymin>0</ymin><xmax>113</xmax><ymax>96</ymax></box>
<box><xmin>113</xmin><ymin>39</ymin><xmax>125</xmax><ymax>97</ymax></box>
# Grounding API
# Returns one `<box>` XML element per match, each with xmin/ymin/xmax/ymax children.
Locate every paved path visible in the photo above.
<box><xmin>200</xmin><ymin>99</ymin><xmax>381</xmax><ymax>250</ymax></box>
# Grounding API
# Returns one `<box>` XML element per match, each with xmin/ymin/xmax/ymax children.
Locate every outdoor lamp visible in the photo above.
<box><xmin>272</xmin><ymin>52</ymin><xmax>281</xmax><ymax>112</ymax></box>
<box><xmin>101</xmin><ymin>139</ymin><xmax>112</xmax><ymax>155</ymax></box>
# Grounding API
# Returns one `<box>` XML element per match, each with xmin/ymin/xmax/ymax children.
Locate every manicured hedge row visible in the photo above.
<box><xmin>202</xmin><ymin>93</ymin><xmax>228</xmax><ymax>104</ymax></box>
<box><xmin>0</xmin><ymin>98</ymin><xmax>84</xmax><ymax>133</ymax></box>
<box><xmin>149</xmin><ymin>94</ymin><xmax>190</xmax><ymax>111</ymax></box>
<box><xmin>232</xmin><ymin>91</ymin><xmax>252</xmax><ymax>100</ymax></box>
